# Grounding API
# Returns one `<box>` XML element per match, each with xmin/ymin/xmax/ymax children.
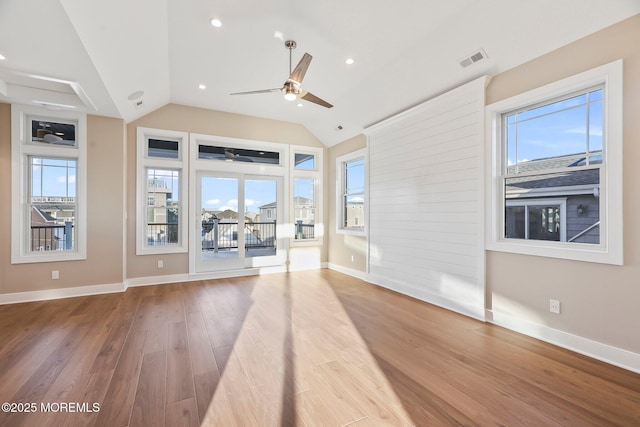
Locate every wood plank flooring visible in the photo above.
<box><xmin>0</xmin><ymin>269</ymin><xmax>639</xmax><ymax>426</ymax></box>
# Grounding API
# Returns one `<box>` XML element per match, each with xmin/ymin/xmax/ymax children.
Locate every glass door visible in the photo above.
<box><xmin>244</xmin><ymin>176</ymin><xmax>283</xmax><ymax>267</ymax></box>
<box><xmin>195</xmin><ymin>172</ymin><xmax>283</xmax><ymax>272</ymax></box>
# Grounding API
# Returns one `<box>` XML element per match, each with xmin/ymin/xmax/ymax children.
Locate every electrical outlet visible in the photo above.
<box><xmin>550</xmin><ymin>299</ymin><xmax>561</xmax><ymax>314</ymax></box>
<box><xmin>52</xmin><ymin>270</ymin><xmax>59</xmax><ymax>280</ymax></box>
<box><xmin>157</xmin><ymin>260</ymin><xmax>164</xmax><ymax>268</ymax></box>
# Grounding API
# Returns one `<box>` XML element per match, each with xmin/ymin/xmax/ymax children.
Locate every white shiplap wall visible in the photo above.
<box><xmin>365</xmin><ymin>76</ymin><xmax>489</xmax><ymax>320</ymax></box>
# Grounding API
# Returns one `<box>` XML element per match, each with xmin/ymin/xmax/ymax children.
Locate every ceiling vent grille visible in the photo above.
<box><xmin>459</xmin><ymin>49</ymin><xmax>488</xmax><ymax>68</ymax></box>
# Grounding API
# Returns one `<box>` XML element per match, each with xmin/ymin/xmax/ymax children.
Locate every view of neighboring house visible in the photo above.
<box><xmin>345</xmin><ymin>197</ymin><xmax>365</xmax><ymax>229</ymax></box>
<box><xmin>30</xmin><ymin>199</ymin><xmax>75</xmax><ymax>251</ymax></box>
<box><xmin>505</xmin><ymin>152</ymin><xmax>601</xmax><ymax>244</ymax></box>
<box><xmin>259</xmin><ymin>197</ymin><xmax>316</xmax><ymax>239</ymax></box>
<box><xmin>146</xmin><ymin>177</ymin><xmax>178</xmax><ymax>245</ymax></box>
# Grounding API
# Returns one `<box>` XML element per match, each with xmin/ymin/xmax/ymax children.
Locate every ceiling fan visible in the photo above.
<box><xmin>230</xmin><ymin>40</ymin><xmax>333</xmax><ymax>108</ymax></box>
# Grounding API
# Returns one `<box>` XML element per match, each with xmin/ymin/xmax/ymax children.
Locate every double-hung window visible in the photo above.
<box><xmin>486</xmin><ymin>60</ymin><xmax>623</xmax><ymax>264</ymax></box>
<box><xmin>291</xmin><ymin>147</ymin><xmax>322</xmax><ymax>242</ymax></box>
<box><xmin>136</xmin><ymin>128</ymin><xmax>188</xmax><ymax>254</ymax></box>
<box><xmin>336</xmin><ymin>149</ymin><xmax>366</xmax><ymax>235</ymax></box>
<box><xmin>11</xmin><ymin>106</ymin><xmax>87</xmax><ymax>263</ymax></box>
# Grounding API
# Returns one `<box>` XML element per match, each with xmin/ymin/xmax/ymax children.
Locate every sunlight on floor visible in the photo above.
<box><xmin>202</xmin><ymin>272</ymin><xmax>415</xmax><ymax>426</ymax></box>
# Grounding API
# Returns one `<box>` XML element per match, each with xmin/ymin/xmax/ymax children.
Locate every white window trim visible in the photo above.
<box><xmin>485</xmin><ymin>59</ymin><xmax>623</xmax><ymax>265</ymax></box>
<box><xmin>188</xmin><ymin>133</ymin><xmax>290</xmax><ymax>273</ymax></box>
<box><xmin>336</xmin><ymin>148</ymin><xmax>367</xmax><ymax>236</ymax></box>
<box><xmin>11</xmin><ymin>105</ymin><xmax>87</xmax><ymax>264</ymax></box>
<box><xmin>136</xmin><ymin>127</ymin><xmax>189</xmax><ymax>255</ymax></box>
<box><xmin>291</xmin><ymin>145</ymin><xmax>323</xmax><ymax>245</ymax></box>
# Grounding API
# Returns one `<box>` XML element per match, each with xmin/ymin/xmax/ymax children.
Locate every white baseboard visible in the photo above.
<box><xmin>0</xmin><ymin>282</ymin><xmax>125</xmax><ymax>305</ymax></box>
<box><xmin>327</xmin><ymin>262</ymin><xmax>369</xmax><ymax>282</ymax></box>
<box><xmin>0</xmin><ymin>263</ymin><xmax>325</xmax><ymax>304</ymax></box>
<box><xmin>366</xmin><ymin>272</ymin><xmax>486</xmax><ymax>321</ymax></box>
<box><xmin>487</xmin><ymin>309</ymin><xmax>640</xmax><ymax>374</ymax></box>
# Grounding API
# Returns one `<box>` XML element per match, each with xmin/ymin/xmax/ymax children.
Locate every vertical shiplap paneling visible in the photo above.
<box><xmin>365</xmin><ymin>76</ymin><xmax>488</xmax><ymax>319</ymax></box>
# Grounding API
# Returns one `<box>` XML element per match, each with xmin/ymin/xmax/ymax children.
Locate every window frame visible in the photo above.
<box><xmin>11</xmin><ymin>105</ymin><xmax>87</xmax><ymax>264</ymax></box>
<box><xmin>336</xmin><ymin>148</ymin><xmax>367</xmax><ymax>236</ymax></box>
<box><xmin>485</xmin><ymin>60</ymin><xmax>623</xmax><ymax>265</ymax></box>
<box><xmin>136</xmin><ymin>127</ymin><xmax>189</xmax><ymax>255</ymax></box>
<box><xmin>290</xmin><ymin>145</ymin><xmax>323</xmax><ymax>245</ymax></box>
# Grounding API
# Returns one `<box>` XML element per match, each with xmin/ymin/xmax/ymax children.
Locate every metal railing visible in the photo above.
<box><xmin>202</xmin><ymin>220</ymin><xmax>277</xmax><ymax>252</ymax></box>
<box><xmin>31</xmin><ymin>223</ymin><xmax>73</xmax><ymax>251</ymax></box>
<box><xmin>295</xmin><ymin>221</ymin><xmax>315</xmax><ymax>240</ymax></box>
<box><xmin>147</xmin><ymin>223</ymin><xmax>179</xmax><ymax>245</ymax></box>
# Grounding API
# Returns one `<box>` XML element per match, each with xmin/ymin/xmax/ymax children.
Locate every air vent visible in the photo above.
<box><xmin>459</xmin><ymin>49</ymin><xmax>488</xmax><ymax>68</ymax></box>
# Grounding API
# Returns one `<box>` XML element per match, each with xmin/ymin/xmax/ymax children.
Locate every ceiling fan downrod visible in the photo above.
<box><xmin>284</xmin><ymin>40</ymin><xmax>297</xmax><ymax>75</ymax></box>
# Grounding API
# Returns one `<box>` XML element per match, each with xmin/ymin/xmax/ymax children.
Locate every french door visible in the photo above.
<box><xmin>194</xmin><ymin>171</ymin><xmax>283</xmax><ymax>272</ymax></box>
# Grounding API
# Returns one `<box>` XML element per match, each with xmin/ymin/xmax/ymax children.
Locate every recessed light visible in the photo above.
<box><xmin>345</xmin><ymin>58</ymin><xmax>355</xmax><ymax>65</ymax></box>
<box><xmin>198</xmin><ymin>84</ymin><xmax>207</xmax><ymax>90</ymax></box>
<box><xmin>0</xmin><ymin>53</ymin><xmax>5</xmax><ymax>60</ymax></box>
<box><xmin>274</xmin><ymin>31</ymin><xmax>284</xmax><ymax>41</ymax></box>
<box><xmin>210</xmin><ymin>18</ymin><xmax>222</xmax><ymax>28</ymax></box>
<box><xmin>297</xmin><ymin>103</ymin><xmax>303</xmax><ymax>108</ymax></box>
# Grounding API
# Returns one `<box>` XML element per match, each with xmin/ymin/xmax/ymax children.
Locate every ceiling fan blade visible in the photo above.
<box><xmin>288</xmin><ymin>53</ymin><xmax>312</xmax><ymax>85</ymax></box>
<box><xmin>299</xmin><ymin>90</ymin><xmax>333</xmax><ymax>108</ymax></box>
<box><xmin>230</xmin><ymin>88</ymin><xmax>282</xmax><ymax>95</ymax></box>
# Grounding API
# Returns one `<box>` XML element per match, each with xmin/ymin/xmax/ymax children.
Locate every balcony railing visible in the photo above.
<box><xmin>147</xmin><ymin>223</ymin><xmax>179</xmax><ymax>245</ymax></box>
<box><xmin>295</xmin><ymin>221</ymin><xmax>315</xmax><ymax>240</ymax></box>
<box><xmin>31</xmin><ymin>223</ymin><xmax>73</xmax><ymax>251</ymax></box>
<box><xmin>202</xmin><ymin>220</ymin><xmax>277</xmax><ymax>252</ymax></box>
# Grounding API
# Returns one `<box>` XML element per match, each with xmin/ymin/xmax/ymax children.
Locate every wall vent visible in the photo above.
<box><xmin>459</xmin><ymin>49</ymin><xmax>488</xmax><ymax>68</ymax></box>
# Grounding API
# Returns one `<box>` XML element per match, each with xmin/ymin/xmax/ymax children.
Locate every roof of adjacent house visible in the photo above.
<box><xmin>506</xmin><ymin>152</ymin><xmax>601</xmax><ymax>194</ymax></box>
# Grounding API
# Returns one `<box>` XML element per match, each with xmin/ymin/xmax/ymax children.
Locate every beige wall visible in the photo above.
<box><xmin>126</xmin><ymin>103</ymin><xmax>326</xmax><ymax>279</ymax></box>
<box><xmin>327</xmin><ymin>134</ymin><xmax>367</xmax><ymax>272</ymax></box>
<box><xmin>485</xmin><ymin>14</ymin><xmax>640</xmax><ymax>353</ymax></box>
<box><xmin>0</xmin><ymin>107</ymin><xmax>126</xmax><ymax>293</ymax></box>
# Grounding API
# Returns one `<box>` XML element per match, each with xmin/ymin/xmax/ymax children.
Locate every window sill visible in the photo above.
<box><xmin>336</xmin><ymin>227</ymin><xmax>366</xmax><ymax>237</ymax></box>
<box><xmin>136</xmin><ymin>245</ymin><xmax>188</xmax><ymax>256</ymax></box>
<box><xmin>11</xmin><ymin>251</ymin><xmax>87</xmax><ymax>265</ymax></box>
<box><xmin>486</xmin><ymin>239</ymin><xmax>622</xmax><ymax>265</ymax></box>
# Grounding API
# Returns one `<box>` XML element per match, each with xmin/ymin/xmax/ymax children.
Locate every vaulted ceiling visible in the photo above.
<box><xmin>1</xmin><ymin>1</ymin><xmax>638</xmax><ymax>146</ymax></box>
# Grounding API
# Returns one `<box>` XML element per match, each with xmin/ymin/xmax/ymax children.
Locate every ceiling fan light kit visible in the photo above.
<box><xmin>231</xmin><ymin>40</ymin><xmax>333</xmax><ymax>108</ymax></box>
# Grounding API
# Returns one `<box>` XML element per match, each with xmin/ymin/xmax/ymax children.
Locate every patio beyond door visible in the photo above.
<box><xmin>196</xmin><ymin>172</ymin><xmax>282</xmax><ymax>272</ymax></box>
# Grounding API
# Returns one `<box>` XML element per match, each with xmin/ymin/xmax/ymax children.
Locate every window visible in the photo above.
<box><xmin>198</xmin><ymin>145</ymin><xmax>280</xmax><ymax>164</ymax></box>
<box><xmin>505</xmin><ymin>199</ymin><xmax>567</xmax><ymax>242</ymax></box>
<box><xmin>293</xmin><ymin>177</ymin><xmax>315</xmax><ymax>239</ymax></box>
<box><xmin>294</xmin><ymin>153</ymin><xmax>315</xmax><ymax>170</ymax></box>
<box><xmin>337</xmin><ymin>149</ymin><xmax>366</xmax><ymax>235</ymax></box>
<box><xmin>11</xmin><ymin>106</ymin><xmax>87</xmax><ymax>263</ymax></box>
<box><xmin>291</xmin><ymin>146</ymin><xmax>322</xmax><ymax>242</ymax></box>
<box><xmin>486</xmin><ymin>60</ymin><xmax>623</xmax><ymax>264</ymax></box>
<box><xmin>137</xmin><ymin>127</ymin><xmax>188</xmax><ymax>254</ymax></box>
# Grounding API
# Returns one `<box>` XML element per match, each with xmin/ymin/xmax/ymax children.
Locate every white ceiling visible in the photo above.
<box><xmin>1</xmin><ymin>1</ymin><xmax>638</xmax><ymax>146</ymax></box>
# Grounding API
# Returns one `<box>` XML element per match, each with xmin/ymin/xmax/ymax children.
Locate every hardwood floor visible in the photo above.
<box><xmin>1</xmin><ymin>269</ymin><xmax>639</xmax><ymax>426</ymax></box>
